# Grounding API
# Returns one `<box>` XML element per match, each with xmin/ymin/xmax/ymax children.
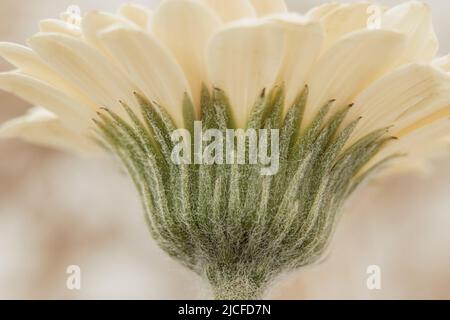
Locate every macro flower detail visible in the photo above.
<box><xmin>1</xmin><ymin>0</ymin><xmax>450</xmax><ymax>299</ymax></box>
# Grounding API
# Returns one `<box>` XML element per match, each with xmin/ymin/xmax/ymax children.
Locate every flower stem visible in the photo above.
<box><xmin>211</xmin><ymin>278</ymin><xmax>263</xmax><ymax>300</ymax></box>
<box><xmin>205</xmin><ymin>266</ymin><xmax>269</xmax><ymax>300</ymax></box>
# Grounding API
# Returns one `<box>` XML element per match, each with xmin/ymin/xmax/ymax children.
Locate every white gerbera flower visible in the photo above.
<box><xmin>1</xmin><ymin>0</ymin><xmax>450</xmax><ymax>299</ymax></box>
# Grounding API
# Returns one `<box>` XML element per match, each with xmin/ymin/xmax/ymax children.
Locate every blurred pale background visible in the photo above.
<box><xmin>1</xmin><ymin>0</ymin><xmax>450</xmax><ymax>299</ymax></box>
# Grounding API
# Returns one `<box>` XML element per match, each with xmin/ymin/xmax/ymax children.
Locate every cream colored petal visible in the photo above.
<box><xmin>346</xmin><ymin>64</ymin><xmax>450</xmax><ymax>143</ymax></box>
<box><xmin>0</xmin><ymin>42</ymin><xmax>53</xmax><ymax>75</ymax></box>
<box><xmin>433</xmin><ymin>55</ymin><xmax>450</xmax><ymax>72</ymax></box>
<box><xmin>395</xmin><ymin>102</ymin><xmax>450</xmax><ymax>138</ymax></box>
<box><xmin>306</xmin><ymin>2</ymin><xmax>341</xmax><ymax>21</ymax></box>
<box><xmin>381</xmin><ymin>1</ymin><xmax>438</xmax><ymax>63</ymax></box>
<box><xmin>249</xmin><ymin>0</ymin><xmax>287</xmax><ymax>17</ymax></box>
<box><xmin>366</xmin><ymin>117</ymin><xmax>450</xmax><ymax>172</ymax></box>
<box><xmin>118</xmin><ymin>3</ymin><xmax>152</xmax><ymax>29</ymax></box>
<box><xmin>319</xmin><ymin>3</ymin><xmax>373</xmax><ymax>49</ymax></box>
<box><xmin>272</xmin><ymin>15</ymin><xmax>323</xmax><ymax>111</ymax></box>
<box><xmin>388</xmin><ymin>69</ymin><xmax>450</xmax><ymax>138</ymax></box>
<box><xmin>152</xmin><ymin>0</ymin><xmax>222</xmax><ymax>110</ymax></box>
<box><xmin>0</xmin><ymin>107</ymin><xmax>100</xmax><ymax>155</ymax></box>
<box><xmin>346</xmin><ymin>66</ymin><xmax>450</xmax><ymax>164</ymax></box>
<box><xmin>28</xmin><ymin>33</ymin><xmax>138</xmax><ymax>115</ymax></box>
<box><xmin>199</xmin><ymin>0</ymin><xmax>255</xmax><ymax>23</ymax></box>
<box><xmin>0</xmin><ymin>72</ymin><xmax>93</xmax><ymax>132</ymax></box>
<box><xmin>375</xmin><ymin>158</ymin><xmax>432</xmax><ymax>178</ymax></box>
<box><xmin>207</xmin><ymin>20</ymin><xmax>284</xmax><ymax>128</ymax></box>
<box><xmin>396</xmin><ymin>119</ymin><xmax>450</xmax><ymax>149</ymax></box>
<box><xmin>99</xmin><ymin>27</ymin><xmax>191</xmax><ymax>128</ymax></box>
<box><xmin>304</xmin><ymin>29</ymin><xmax>406</xmax><ymax>126</ymax></box>
<box><xmin>0</xmin><ymin>42</ymin><xmax>98</xmax><ymax>112</ymax></box>
<box><xmin>81</xmin><ymin>11</ymin><xmax>134</xmax><ymax>53</ymax></box>
<box><xmin>39</xmin><ymin>19</ymin><xmax>82</xmax><ymax>37</ymax></box>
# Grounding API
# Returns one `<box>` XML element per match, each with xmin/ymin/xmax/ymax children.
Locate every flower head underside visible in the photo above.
<box><xmin>1</xmin><ymin>0</ymin><xmax>450</xmax><ymax>299</ymax></box>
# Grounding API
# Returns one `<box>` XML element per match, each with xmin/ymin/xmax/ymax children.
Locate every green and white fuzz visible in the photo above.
<box><xmin>94</xmin><ymin>85</ymin><xmax>396</xmax><ymax>300</ymax></box>
<box><xmin>1</xmin><ymin>0</ymin><xmax>450</xmax><ymax>302</ymax></box>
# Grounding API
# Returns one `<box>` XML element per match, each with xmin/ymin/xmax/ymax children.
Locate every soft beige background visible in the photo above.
<box><xmin>1</xmin><ymin>0</ymin><xmax>450</xmax><ymax>299</ymax></box>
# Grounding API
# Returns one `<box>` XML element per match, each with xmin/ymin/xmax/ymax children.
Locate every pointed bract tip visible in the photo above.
<box><xmin>133</xmin><ymin>91</ymin><xmax>144</xmax><ymax>100</ymax></box>
<box><xmin>260</xmin><ymin>88</ymin><xmax>266</xmax><ymax>98</ymax></box>
<box><xmin>151</xmin><ymin>99</ymin><xmax>162</xmax><ymax>108</ymax></box>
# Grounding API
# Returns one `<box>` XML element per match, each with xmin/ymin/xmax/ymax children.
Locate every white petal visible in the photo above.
<box><xmin>0</xmin><ymin>42</ymin><xmax>98</xmax><ymax>111</ymax></box>
<box><xmin>272</xmin><ymin>16</ymin><xmax>323</xmax><ymax>110</ymax></box>
<box><xmin>397</xmin><ymin>118</ymin><xmax>450</xmax><ymax>147</ymax></box>
<box><xmin>433</xmin><ymin>55</ymin><xmax>450</xmax><ymax>72</ymax></box>
<box><xmin>0</xmin><ymin>107</ymin><xmax>100</xmax><ymax>155</ymax></box>
<box><xmin>346</xmin><ymin>64</ymin><xmax>450</xmax><ymax>145</ymax></box>
<box><xmin>304</xmin><ymin>29</ymin><xmax>407</xmax><ymax>126</ymax></box>
<box><xmin>39</xmin><ymin>19</ymin><xmax>82</xmax><ymax>37</ymax></box>
<box><xmin>118</xmin><ymin>3</ymin><xmax>152</xmax><ymax>29</ymax></box>
<box><xmin>249</xmin><ymin>0</ymin><xmax>287</xmax><ymax>17</ymax></box>
<box><xmin>306</xmin><ymin>2</ymin><xmax>341</xmax><ymax>21</ymax></box>
<box><xmin>0</xmin><ymin>72</ymin><xmax>93</xmax><ymax>132</ymax></box>
<box><xmin>28</xmin><ymin>33</ymin><xmax>138</xmax><ymax>115</ymax></box>
<box><xmin>318</xmin><ymin>3</ymin><xmax>373</xmax><ymax>49</ymax></box>
<box><xmin>199</xmin><ymin>0</ymin><xmax>255</xmax><ymax>23</ymax></box>
<box><xmin>374</xmin><ymin>158</ymin><xmax>432</xmax><ymax>178</ymax></box>
<box><xmin>395</xmin><ymin>101</ymin><xmax>450</xmax><ymax>137</ymax></box>
<box><xmin>207</xmin><ymin>20</ymin><xmax>284</xmax><ymax>127</ymax></box>
<box><xmin>0</xmin><ymin>42</ymin><xmax>54</xmax><ymax>75</ymax></box>
<box><xmin>99</xmin><ymin>27</ymin><xmax>191</xmax><ymax>128</ymax></box>
<box><xmin>367</xmin><ymin>117</ymin><xmax>450</xmax><ymax>172</ymax></box>
<box><xmin>152</xmin><ymin>0</ymin><xmax>222</xmax><ymax>109</ymax></box>
<box><xmin>81</xmin><ymin>11</ymin><xmax>134</xmax><ymax>53</ymax></box>
<box><xmin>381</xmin><ymin>1</ymin><xmax>438</xmax><ymax>63</ymax></box>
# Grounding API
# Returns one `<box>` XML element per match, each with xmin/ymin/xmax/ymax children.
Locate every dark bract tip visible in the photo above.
<box><xmin>260</xmin><ymin>88</ymin><xmax>266</xmax><ymax>98</ymax></box>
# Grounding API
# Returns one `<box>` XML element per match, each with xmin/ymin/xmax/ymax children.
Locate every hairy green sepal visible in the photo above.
<box><xmin>94</xmin><ymin>86</ymin><xmax>395</xmax><ymax>300</ymax></box>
